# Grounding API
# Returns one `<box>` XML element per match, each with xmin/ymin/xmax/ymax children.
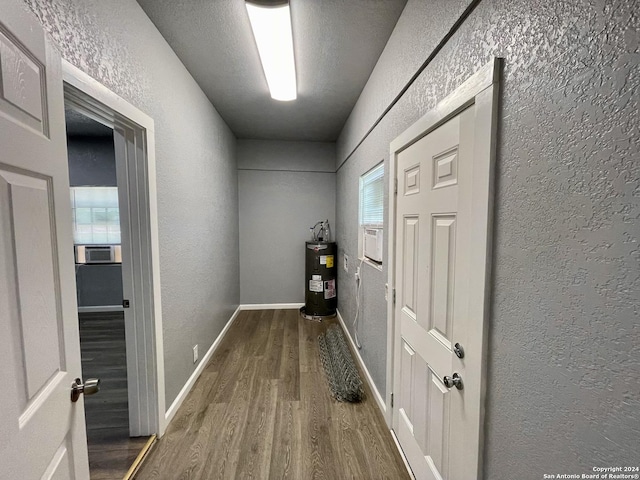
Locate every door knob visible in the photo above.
<box><xmin>443</xmin><ymin>373</ymin><xmax>463</xmax><ymax>390</ymax></box>
<box><xmin>71</xmin><ymin>377</ymin><xmax>100</xmax><ymax>402</ymax></box>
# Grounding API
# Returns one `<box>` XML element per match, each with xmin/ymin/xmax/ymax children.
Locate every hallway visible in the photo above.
<box><xmin>2</xmin><ymin>1</ymin><xmax>637</xmax><ymax>477</ymax></box>
<box><xmin>135</xmin><ymin>309</ymin><xmax>409</xmax><ymax>479</ymax></box>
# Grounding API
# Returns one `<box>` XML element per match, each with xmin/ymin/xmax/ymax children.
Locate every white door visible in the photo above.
<box><xmin>0</xmin><ymin>2</ymin><xmax>90</xmax><ymax>479</ymax></box>
<box><xmin>393</xmin><ymin>103</ymin><xmax>490</xmax><ymax>479</ymax></box>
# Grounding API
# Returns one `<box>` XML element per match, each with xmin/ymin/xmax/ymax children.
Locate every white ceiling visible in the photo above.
<box><xmin>136</xmin><ymin>0</ymin><xmax>407</xmax><ymax>141</ymax></box>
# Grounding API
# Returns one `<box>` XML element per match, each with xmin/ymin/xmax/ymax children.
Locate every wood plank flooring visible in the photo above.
<box><xmin>79</xmin><ymin>312</ymin><xmax>150</xmax><ymax>479</ymax></box>
<box><xmin>135</xmin><ymin>309</ymin><xmax>410</xmax><ymax>480</ymax></box>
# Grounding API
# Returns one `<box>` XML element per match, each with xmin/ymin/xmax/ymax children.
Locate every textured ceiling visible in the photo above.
<box><xmin>136</xmin><ymin>0</ymin><xmax>407</xmax><ymax>141</ymax></box>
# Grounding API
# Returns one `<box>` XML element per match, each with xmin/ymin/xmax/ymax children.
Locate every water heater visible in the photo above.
<box><xmin>301</xmin><ymin>241</ymin><xmax>337</xmax><ymax>320</ymax></box>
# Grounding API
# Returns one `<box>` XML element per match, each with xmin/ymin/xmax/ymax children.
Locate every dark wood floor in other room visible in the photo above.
<box><xmin>79</xmin><ymin>312</ymin><xmax>150</xmax><ymax>480</ymax></box>
<box><xmin>135</xmin><ymin>309</ymin><xmax>410</xmax><ymax>480</ymax></box>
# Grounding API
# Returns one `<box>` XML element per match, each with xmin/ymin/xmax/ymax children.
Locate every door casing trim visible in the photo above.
<box><xmin>386</xmin><ymin>57</ymin><xmax>501</xmax><ymax>477</ymax></box>
<box><xmin>63</xmin><ymin>60</ymin><xmax>167</xmax><ymax>437</ymax></box>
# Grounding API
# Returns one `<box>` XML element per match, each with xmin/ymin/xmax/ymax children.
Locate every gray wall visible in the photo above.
<box><xmin>67</xmin><ymin>136</ymin><xmax>116</xmax><ymax>187</ymax></box>
<box><xmin>238</xmin><ymin>140</ymin><xmax>335</xmax><ymax>304</ymax></box>
<box><xmin>68</xmin><ymin>135</ymin><xmax>122</xmax><ymax>307</ymax></box>
<box><xmin>336</xmin><ymin>0</ymin><xmax>475</xmax><ymax>410</ymax></box>
<box><xmin>336</xmin><ymin>0</ymin><xmax>639</xmax><ymax>476</ymax></box>
<box><xmin>75</xmin><ymin>265</ymin><xmax>123</xmax><ymax>307</ymax></box>
<box><xmin>25</xmin><ymin>0</ymin><xmax>240</xmax><ymax>408</ymax></box>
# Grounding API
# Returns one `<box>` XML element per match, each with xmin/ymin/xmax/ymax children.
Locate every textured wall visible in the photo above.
<box><xmin>337</xmin><ymin>0</ymin><xmax>473</xmax><ymax>165</ymax></box>
<box><xmin>336</xmin><ymin>0</ymin><xmax>640</xmax><ymax>476</ymax></box>
<box><xmin>24</xmin><ymin>0</ymin><xmax>240</xmax><ymax>408</ymax></box>
<box><xmin>335</xmin><ymin>153</ymin><xmax>390</xmax><ymax>401</ymax></box>
<box><xmin>238</xmin><ymin>140</ymin><xmax>336</xmax><ymax>304</ymax></box>
<box><xmin>67</xmin><ymin>136</ymin><xmax>116</xmax><ymax>187</ymax></box>
<box><xmin>336</xmin><ymin>0</ymin><xmax>476</xmax><ymax>402</ymax></box>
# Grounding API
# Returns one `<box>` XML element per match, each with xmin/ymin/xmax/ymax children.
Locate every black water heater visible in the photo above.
<box><xmin>303</xmin><ymin>241</ymin><xmax>337</xmax><ymax>318</ymax></box>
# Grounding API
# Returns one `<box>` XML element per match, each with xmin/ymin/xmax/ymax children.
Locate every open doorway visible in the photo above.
<box><xmin>65</xmin><ymin>107</ymin><xmax>149</xmax><ymax>478</ymax></box>
<box><xmin>62</xmin><ymin>59</ymin><xmax>167</xmax><ymax>478</ymax></box>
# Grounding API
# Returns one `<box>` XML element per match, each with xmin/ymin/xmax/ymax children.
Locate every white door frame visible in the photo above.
<box><xmin>386</xmin><ymin>58</ymin><xmax>501</xmax><ymax>473</ymax></box>
<box><xmin>63</xmin><ymin>60</ymin><xmax>167</xmax><ymax>437</ymax></box>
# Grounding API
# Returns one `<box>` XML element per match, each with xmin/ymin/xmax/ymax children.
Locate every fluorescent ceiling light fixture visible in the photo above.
<box><xmin>246</xmin><ymin>2</ymin><xmax>297</xmax><ymax>101</ymax></box>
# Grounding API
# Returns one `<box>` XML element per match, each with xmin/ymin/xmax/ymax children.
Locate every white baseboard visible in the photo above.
<box><xmin>336</xmin><ymin>309</ymin><xmax>414</xmax><ymax>480</ymax></box>
<box><xmin>240</xmin><ymin>303</ymin><xmax>304</xmax><ymax>310</ymax></box>
<box><xmin>164</xmin><ymin>306</ymin><xmax>241</xmax><ymax>425</ymax></box>
<box><xmin>335</xmin><ymin>309</ymin><xmax>386</xmax><ymax>415</ymax></box>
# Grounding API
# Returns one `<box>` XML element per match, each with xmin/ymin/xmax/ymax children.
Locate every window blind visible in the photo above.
<box><xmin>360</xmin><ymin>163</ymin><xmax>384</xmax><ymax>226</ymax></box>
<box><xmin>70</xmin><ymin>186</ymin><xmax>121</xmax><ymax>244</ymax></box>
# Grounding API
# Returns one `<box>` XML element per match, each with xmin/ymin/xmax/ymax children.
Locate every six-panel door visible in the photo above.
<box><xmin>0</xmin><ymin>1</ymin><xmax>90</xmax><ymax>478</ymax></box>
<box><xmin>394</xmin><ymin>107</ymin><xmax>478</xmax><ymax>480</ymax></box>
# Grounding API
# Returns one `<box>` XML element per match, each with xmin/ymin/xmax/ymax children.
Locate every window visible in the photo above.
<box><xmin>70</xmin><ymin>186</ymin><xmax>121</xmax><ymax>244</ymax></box>
<box><xmin>359</xmin><ymin>162</ymin><xmax>384</xmax><ymax>265</ymax></box>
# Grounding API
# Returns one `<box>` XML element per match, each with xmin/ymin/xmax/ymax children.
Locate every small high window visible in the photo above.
<box><xmin>70</xmin><ymin>186</ymin><xmax>120</xmax><ymax>244</ymax></box>
<box><xmin>359</xmin><ymin>162</ymin><xmax>384</xmax><ymax>266</ymax></box>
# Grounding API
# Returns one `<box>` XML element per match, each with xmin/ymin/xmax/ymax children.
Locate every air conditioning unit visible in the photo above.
<box><xmin>75</xmin><ymin>245</ymin><xmax>122</xmax><ymax>264</ymax></box>
<box><xmin>363</xmin><ymin>227</ymin><xmax>383</xmax><ymax>263</ymax></box>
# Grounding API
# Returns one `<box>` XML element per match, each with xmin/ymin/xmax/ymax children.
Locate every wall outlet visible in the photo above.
<box><xmin>193</xmin><ymin>344</ymin><xmax>198</xmax><ymax>364</ymax></box>
<box><xmin>344</xmin><ymin>254</ymin><xmax>349</xmax><ymax>272</ymax></box>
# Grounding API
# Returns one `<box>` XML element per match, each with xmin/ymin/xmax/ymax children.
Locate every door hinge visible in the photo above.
<box><xmin>394</xmin><ymin>178</ymin><xmax>398</xmax><ymax>195</ymax></box>
<box><xmin>392</xmin><ymin>288</ymin><xmax>396</xmax><ymax>304</ymax></box>
<box><xmin>391</xmin><ymin>393</ymin><xmax>394</xmax><ymax>408</ymax></box>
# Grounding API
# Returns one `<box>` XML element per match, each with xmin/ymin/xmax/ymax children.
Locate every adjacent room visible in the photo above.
<box><xmin>0</xmin><ymin>0</ymin><xmax>637</xmax><ymax>479</ymax></box>
<box><xmin>65</xmin><ymin>107</ymin><xmax>153</xmax><ymax>478</ymax></box>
